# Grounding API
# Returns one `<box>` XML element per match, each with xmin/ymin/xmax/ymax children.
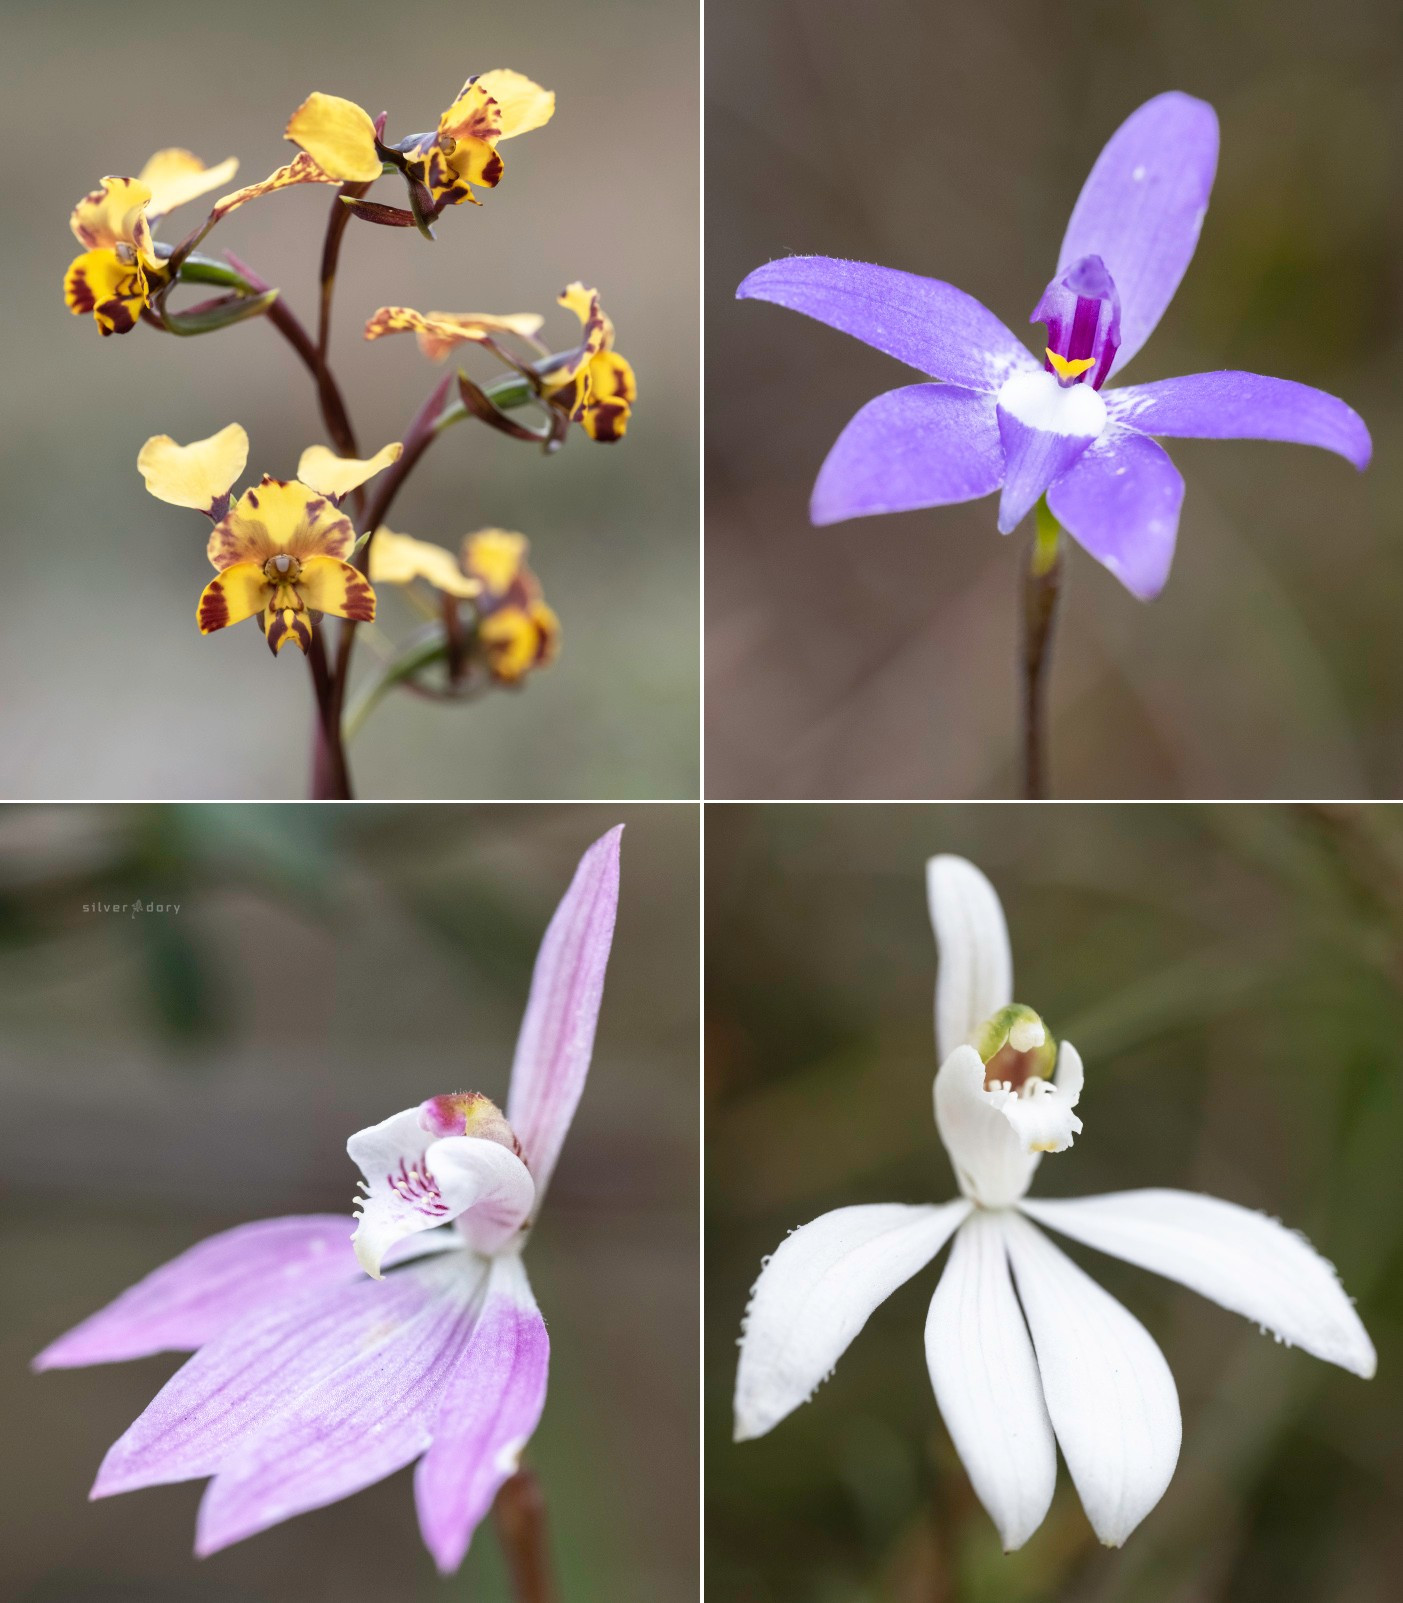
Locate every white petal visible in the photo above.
<box><xmin>348</xmin><ymin>1110</ymin><xmax>534</xmax><ymax>1279</ymax></box>
<box><xmin>1021</xmin><ymin>1188</ymin><xmax>1376</xmax><ymax>1379</ymax></box>
<box><xmin>992</xmin><ymin>1043</ymin><xmax>1085</xmax><ymax>1155</ymax></box>
<box><xmin>734</xmin><ymin>1201</ymin><xmax>969</xmax><ymax>1443</ymax></box>
<box><xmin>925</xmin><ymin>1212</ymin><xmax>1055</xmax><ymax>1551</ymax></box>
<box><xmin>927</xmin><ymin>856</ymin><xmax>1013</xmax><ymax>1064</ymax></box>
<box><xmin>934</xmin><ymin>1045</ymin><xmax>1041</xmax><ymax>1208</ymax></box>
<box><xmin>1002</xmin><ymin>1212</ymin><xmax>1180</xmax><ymax>1547</ymax></box>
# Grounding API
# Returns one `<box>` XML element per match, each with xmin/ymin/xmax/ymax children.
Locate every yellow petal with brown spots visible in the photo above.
<box><xmin>211</xmin><ymin>152</ymin><xmax>341</xmax><ymax>221</ymax></box>
<box><xmin>362</xmin><ymin>305</ymin><xmax>544</xmax><ymax>360</ymax></box>
<box><xmin>462</xmin><ymin>529</ymin><xmax>530</xmax><ymax>599</ymax></box>
<box><xmin>137</xmin><ymin>149</ymin><xmax>240</xmax><ymax>221</ymax></box>
<box><xmin>265</xmin><ymin>603</ymin><xmax>315</xmax><ymax>656</ymax></box>
<box><xmin>197</xmin><ymin>561</ymin><xmax>268</xmax><ymax>634</ymax></box>
<box><xmin>580</xmin><ymin>350</ymin><xmax>637</xmax><ymax>441</ymax></box>
<box><xmin>138</xmin><ymin>423</ymin><xmax>249</xmax><ymax>510</ymax></box>
<box><xmin>548</xmin><ymin>283</ymin><xmax>612</xmax><ymax>385</ymax></box>
<box><xmin>369</xmin><ymin>529</ymin><xmax>483</xmax><ymax>598</ymax></box>
<box><xmin>296</xmin><ymin>555</ymin><xmax>376</xmax><ymax>622</ymax></box>
<box><xmin>529</xmin><ymin>599</ymin><xmax>561</xmax><ymax>665</ymax></box>
<box><xmin>63</xmin><ymin>249</ymin><xmax>148</xmax><ymax>336</ymax></box>
<box><xmin>478</xmin><ymin>604</ymin><xmax>555</xmax><ymax>684</ymax></box>
<box><xmin>285</xmin><ymin>92</ymin><xmax>382</xmax><ymax>182</ymax></box>
<box><xmin>296</xmin><ymin>441</ymin><xmax>402</xmax><ymax>498</ymax></box>
<box><xmin>208</xmin><ymin>478</ymin><xmax>353</xmax><ymax>570</ymax></box>
<box><xmin>70</xmin><ymin>176</ymin><xmax>152</xmax><ymax>251</ymax></box>
<box><xmin>474</xmin><ymin>70</ymin><xmax>555</xmax><ymax>139</ymax></box>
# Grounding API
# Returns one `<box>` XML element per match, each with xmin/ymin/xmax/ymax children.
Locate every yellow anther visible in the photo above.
<box><xmin>1046</xmin><ymin>348</ymin><xmax>1097</xmax><ymax>382</ymax></box>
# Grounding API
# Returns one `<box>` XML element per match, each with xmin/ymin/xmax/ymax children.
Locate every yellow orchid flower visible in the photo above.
<box><xmin>461</xmin><ymin>530</ymin><xmax>560</xmax><ymax>683</ymax></box>
<box><xmin>284</xmin><ymin>69</ymin><xmax>553</xmax><ymax>213</ymax></box>
<box><xmin>64</xmin><ymin>150</ymin><xmax>237</xmax><ymax>336</ymax></box>
<box><xmin>542</xmin><ymin>284</ymin><xmax>636</xmax><ymax>442</ymax></box>
<box><xmin>137</xmin><ymin>425</ymin><xmax>400</xmax><ymax>656</ymax></box>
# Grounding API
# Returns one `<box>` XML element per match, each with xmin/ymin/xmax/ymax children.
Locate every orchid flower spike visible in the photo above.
<box><xmin>738</xmin><ymin>92</ymin><xmax>1372</xmax><ymax>600</ymax></box>
<box><xmin>33</xmin><ymin>827</ymin><xmax>622</xmax><ymax>1574</ymax></box>
<box><xmin>734</xmin><ymin>854</ymin><xmax>1375</xmax><ymax>1552</ymax></box>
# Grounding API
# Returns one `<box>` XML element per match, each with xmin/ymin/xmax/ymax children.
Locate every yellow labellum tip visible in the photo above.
<box><xmin>1046</xmin><ymin>348</ymin><xmax>1096</xmax><ymax>381</ymax></box>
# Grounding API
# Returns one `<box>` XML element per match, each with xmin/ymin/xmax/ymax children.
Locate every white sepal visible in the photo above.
<box><xmin>934</xmin><ymin>1045</ymin><xmax>1041</xmax><ymax>1207</ymax></box>
<box><xmin>925</xmin><ymin>1211</ymin><xmax>1055</xmax><ymax>1551</ymax></box>
<box><xmin>734</xmin><ymin>1201</ymin><xmax>969</xmax><ymax>1443</ymax></box>
<box><xmin>1002</xmin><ymin>1211</ymin><xmax>1180</xmax><ymax>1546</ymax></box>
<box><xmin>1021</xmin><ymin>1188</ymin><xmax>1376</xmax><ymax>1379</ymax></box>
<box><xmin>927</xmin><ymin>856</ymin><xmax>1013</xmax><ymax>1064</ymax></box>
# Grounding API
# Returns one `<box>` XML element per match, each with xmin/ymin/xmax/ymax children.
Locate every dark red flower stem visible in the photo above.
<box><xmin>306</xmin><ymin>630</ymin><xmax>351</xmax><ymax>799</ymax></box>
<box><xmin>492</xmin><ymin>1468</ymin><xmax>559</xmax><ymax>1603</ymax></box>
<box><xmin>327</xmin><ymin>372</ymin><xmax>458</xmax><ymax>738</ymax></box>
<box><xmin>317</xmin><ymin>181</ymin><xmax>372</xmax><ymax>364</ymax></box>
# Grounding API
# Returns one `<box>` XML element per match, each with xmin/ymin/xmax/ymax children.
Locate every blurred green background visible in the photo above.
<box><xmin>1</xmin><ymin>0</ymin><xmax>697</xmax><ymax>799</ymax></box>
<box><xmin>0</xmin><ymin>802</ymin><xmax>698</xmax><ymax>1602</ymax></box>
<box><xmin>707</xmin><ymin>804</ymin><xmax>1403</xmax><ymax>1601</ymax></box>
<box><xmin>707</xmin><ymin>0</ymin><xmax>1400</xmax><ymax>798</ymax></box>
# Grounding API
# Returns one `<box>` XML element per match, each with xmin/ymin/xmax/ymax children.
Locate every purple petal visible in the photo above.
<box><xmin>194</xmin><ymin>1255</ymin><xmax>485</xmax><ymax>1557</ymax></box>
<box><xmin>1046</xmin><ymin>426</ymin><xmax>1185</xmax><ymax>600</ymax></box>
<box><xmin>738</xmin><ymin>257</ymin><xmax>1037</xmax><ymax>392</ymax></box>
<box><xmin>92</xmin><ymin>1248</ymin><xmax>479</xmax><ymax>1499</ymax></box>
<box><xmin>995</xmin><ymin>371</ymin><xmax>1107</xmax><ymax>534</ymax></box>
<box><xmin>33</xmin><ymin>1216</ymin><xmax>357</xmax><ymax>1371</ymax></box>
<box><xmin>1059</xmin><ymin>93</ymin><xmax>1219</xmax><ymax>377</ymax></box>
<box><xmin>1106</xmin><ymin>370</ymin><xmax>1372</xmax><ymax>468</ymax></box>
<box><xmin>506</xmin><ymin>827</ymin><xmax>622</xmax><ymax>1205</ymax></box>
<box><xmin>415</xmin><ymin>1255</ymin><xmax>550</xmax><ymax>1575</ymax></box>
<box><xmin>811</xmin><ymin>384</ymin><xmax>1004</xmax><ymax>526</ymax></box>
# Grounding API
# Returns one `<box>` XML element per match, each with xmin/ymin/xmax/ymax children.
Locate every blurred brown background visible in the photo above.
<box><xmin>0</xmin><ymin>802</ymin><xmax>698</xmax><ymax>1602</ymax></box>
<box><xmin>0</xmin><ymin>0</ymin><xmax>697</xmax><ymax>800</ymax></box>
<box><xmin>707</xmin><ymin>803</ymin><xmax>1403</xmax><ymax>1601</ymax></box>
<box><xmin>707</xmin><ymin>0</ymin><xmax>1401</xmax><ymax>798</ymax></box>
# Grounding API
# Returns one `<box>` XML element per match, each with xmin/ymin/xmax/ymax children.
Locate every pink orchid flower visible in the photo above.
<box><xmin>33</xmin><ymin>825</ymin><xmax>622</xmax><ymax>1573</ymax></box>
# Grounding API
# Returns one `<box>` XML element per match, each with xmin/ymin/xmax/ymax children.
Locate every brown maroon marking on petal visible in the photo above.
<box><xmin>343</xmin><ymin>573</ymin><xmax>375</xmax><ymax>622</ymax></box>
<box><xmin>68</xmin><ymin>270</ymin><xmax>96</xmax><ymax>314</ymax></box>
<box><xmin>482</xmin><ymin>151</ymin><xmax>504</xmax><ymax>187</ymax></box>
<box><xmin>100</xmin><ymin>298</ymin><xmax>136</xmax><ymax>334</ymax></box>
<box><xmin>245</xmin><ymin>490</ymin><xmax>259</xmax><ymax>509</ymax></box>
<box><xmin>304</xmin><ymin>497</ymin><xmax>326</xmax><ymax>517</ymax></box>
<box><xmin>198</xmin><ymin>580</ymin><xmax>229</xmax><ymax>632</ymax></box>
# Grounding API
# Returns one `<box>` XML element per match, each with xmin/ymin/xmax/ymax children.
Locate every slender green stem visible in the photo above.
<box><xmin>1022</xmin><ymin>498</ymin><xmax>1064</xmax><ymax>800</ymax></box>
<box><xmin>492</xmin><ymin>1468</ymin><xmax>558</xmax><ymax>1603</ymax></box>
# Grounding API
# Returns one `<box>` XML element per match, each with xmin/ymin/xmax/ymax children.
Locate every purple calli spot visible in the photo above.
<box><xmin>1034</xmin><ymin>255</ymin><xmax>1122</xmax><ymax>390</ymax></box>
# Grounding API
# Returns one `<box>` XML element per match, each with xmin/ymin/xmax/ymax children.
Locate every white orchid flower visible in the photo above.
<box><xmin>734</xmin><ymin>854</ymin><xmax>1375</xmax><ymax>1551</ymax></box>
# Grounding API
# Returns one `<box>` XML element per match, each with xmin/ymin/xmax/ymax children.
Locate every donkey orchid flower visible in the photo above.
<box><xmin>737</xmin><ymin>92</ymin><xmax>1371</xmax><ymax>599</ymax></box>
<box><xmin>734</xmin><ymin>854</ymin><xmax>1374</xmax><ymax>1550</ymax></box>
<box><xmin>33</xmin><ymin>827</ymin><xmax>622</xmax><ymax>1573</ymax></box>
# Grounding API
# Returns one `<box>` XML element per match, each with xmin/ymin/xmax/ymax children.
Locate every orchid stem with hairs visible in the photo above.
<box><xmin>734</xmin><ymin>853</ymin><xmax>1374</xmax><ymax>1552</ymax></box>
<box><xmin>1022</xmin><ymin>500</ymin><xmax>1064</xmax><ymax>799</ymax></box>
<box><xmin>33</xmin><ymin>827</ymin><xmax>622</xmax><ymax>1577</ymax></box>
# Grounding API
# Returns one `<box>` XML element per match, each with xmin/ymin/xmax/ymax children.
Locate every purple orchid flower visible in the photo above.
<box><xmin>738</xmin><ymin>92</ymin><xmax>1371</xmax><ymax>600</ymax></box>
<box><xmin>33</xmin><ymin>826</ymin><xmax>622</xmax><ymax>1574</ymax></box>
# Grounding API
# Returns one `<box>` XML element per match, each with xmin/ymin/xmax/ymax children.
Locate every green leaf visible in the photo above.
<box><xmin>162</xmin><ymin>288</ymin><xmax>279</xmax><ymax>337</ymax></box>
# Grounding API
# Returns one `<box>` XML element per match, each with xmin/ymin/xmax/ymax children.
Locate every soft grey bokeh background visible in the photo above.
<box><xmin>707</xmin><ymin>0</ymin><xmax>1400</xmax><ymax>798</ymax></box>
<box><xmin>1</xmin><ymin>802</ymin><xmax>698</xmax><ymax>1602</ymax></box>
<box><xmin>1</xmin><ymin>0</ymin><xmax>697</xmax><ymax>799</ymax></box>
<box><xmin>707</xmin><ymin>804</ymin><xmax>1403</xmax><ymax>1602</ymax></box>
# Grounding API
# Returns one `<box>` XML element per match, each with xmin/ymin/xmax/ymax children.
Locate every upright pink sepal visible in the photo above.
<box><xmin>505</xmin><ymin>826</ymin><xmax>622</xmax><ymax>1202</ymax></box>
